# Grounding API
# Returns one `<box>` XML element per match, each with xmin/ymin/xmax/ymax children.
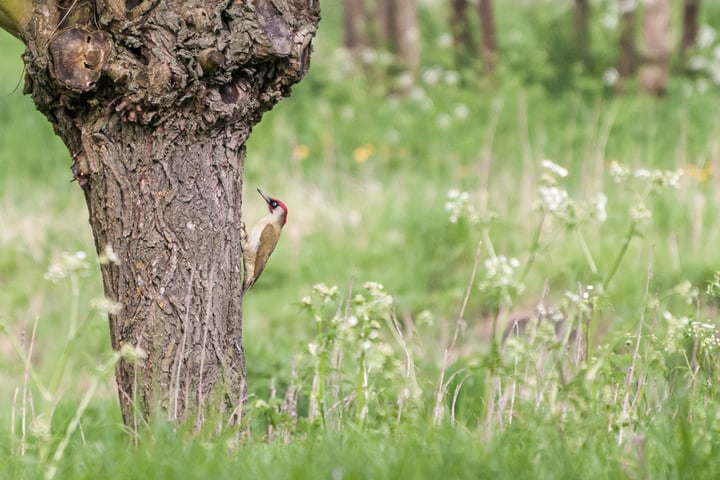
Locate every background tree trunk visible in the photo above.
<box><xmin>680</xmin><ymin>0</ymin><xmax>700</xmax><ymax>59</ymax></box>
<box><xmin>574</xmin><ymin>0</ymin><xmax>590</xmax><ymax>66</ymax></box>
<box><xmin>617</xmin><ymin>0</ymin><xmax>637</xmax><ymax>80</ymax></box>
<box><xmin>638</xmin><ymin>0</ymin><xmax>671</xmax><ymax>95</ymax></box>
<box><xmin>449</xmin><ymin>0</ymin><xmax>476</xmax><ymax>67</ymax></box>
<box><xmin>374</xmin><ymin>0</ymin><xmax>395</xmax><ymax>51</ymax></box>
<box><xmin>21</xmin><ymin>0</ymin><xmax>319</xmax><ymax>428</ymax></box>
<box><xmin>478</xmin><ymin>0</ymin><xmax>497</xmax><ymax>73</ymax></box>
<box><xmin>344</xmin><ymin>0</ymin><xmax>370</xmax><ymax>54</ymax></box>
<box><xmin>389</xmin><ymin>0</ymin><xmax>420</xmax><ymax>75</ymax></box>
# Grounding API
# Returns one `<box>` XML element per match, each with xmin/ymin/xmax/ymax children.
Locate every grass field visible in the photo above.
<box><xmin>3</xmin><ymin>1</ymin><xmax>720</xmax><ymax>478</ymax></box>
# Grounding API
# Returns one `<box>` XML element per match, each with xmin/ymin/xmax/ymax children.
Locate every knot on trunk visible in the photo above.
<box><xmin>198</xmin><ymin>49</ymin><xmax>226</xmax><ymax>75</ymax></box>
<box><xmin>48</xmin><ymin>27</ymin><xmax>113</xmax><ymax>92</ymax></box>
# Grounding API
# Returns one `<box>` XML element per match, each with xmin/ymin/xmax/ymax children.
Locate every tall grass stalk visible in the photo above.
<box><xmin>433</xmin><ymin>241</ymin><xmax>482</xmax><ymax>426</ymax></box>
<box><xmin>49</xmin><ymin>269</ymin><xmax>82</xmax><ymax>395</ymax></box>
<box><xmin>617</xmin><ymin>246</ymin><xmax>654</xmax><ymax>445</ymax></box>
<box><xmin>45</xmin><ymin>350</ymin><xmax>123</xmax><ymax>480</ymax></box>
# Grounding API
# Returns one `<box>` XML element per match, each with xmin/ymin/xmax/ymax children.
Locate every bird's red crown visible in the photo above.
<box><xmin>258</xmin><ymin>188</ymin><xmax>288</xmax><ymax>225</ymax></box>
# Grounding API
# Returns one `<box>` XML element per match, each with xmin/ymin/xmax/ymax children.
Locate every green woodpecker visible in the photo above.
<box><xmin>242</xmin><ymin>188</ymin><xmax>288</xmax><ymax>291</ymax></box>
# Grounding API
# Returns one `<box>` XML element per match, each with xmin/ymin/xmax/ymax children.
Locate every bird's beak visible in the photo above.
<box><xmin>257</xmin><ymin>188</ymin><xmax>272</xmax><ymax>205</ymax></box>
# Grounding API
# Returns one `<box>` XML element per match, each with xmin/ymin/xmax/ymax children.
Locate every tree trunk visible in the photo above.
<box><xmin>20</xmin><ymin>0</ymin><xmax>319</xmax><ymax>428</ymax></box>
<box><xmin>574</xmin><ymin>0</ymin><xmax>590</xmax><ymax>65</ymax></box>
<box><xmin>449</xmin><ymin>0</ymin><xmax>476</xmax><ymax>67</ymax></box>
<box><xmin>477</xmin><ymin>0</ymin><xmax>497</xmax><ymax>73</ymax></box>
<box><xmin>680</xmin><ymin>0</ymin><xmax>700</xmax><ymax>59</ymax></box>
<box><xmin>638</xmin><ymin>0</ymin><xmax>671</xmax><ymax>95</ymax></box>
<box><xmin>344</xmin><ymin>0</ymin><xmax>370</xmax><ymax>53</ymax></box>
<box><xmin>389</xmin><ymin>0</ymin><xmax>420</xmax><ymax>75</ymax></box>
<box><xmin>374</xmin><ymin>0</ymin><xmax>395</xmax><ymax>51</ymax></box>
<box><xmin>617</xmin><ymin>0</ymin><xmax>637</xmax><ymax>79</ymax></box>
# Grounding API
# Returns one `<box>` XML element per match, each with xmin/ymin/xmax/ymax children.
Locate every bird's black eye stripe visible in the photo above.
<box><xmin>271</xmin><ymin>201</ymin><xmax>278</xmax><ymax>208</ymax></box>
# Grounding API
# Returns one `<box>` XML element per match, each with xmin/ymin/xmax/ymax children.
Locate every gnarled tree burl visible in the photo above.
<box><xmin>1</xmin><ymin>0</ymin><xmax>319</xmax><ymax>427</ymax></box>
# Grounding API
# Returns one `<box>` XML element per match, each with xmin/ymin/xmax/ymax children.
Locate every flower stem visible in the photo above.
<box><xmin>575</xmin><ymin>228</ymin><xmax>598</xmax><ymax>276</ymax></box>
<box><xmin>519</xmin><ymin>213</ymin><xmax>546</xmax><ymax>283</ymax></box>
<box><xmin>603</xmin><ymin>221</ymin><xmax>637</xmax><ymax>291</ymax></box>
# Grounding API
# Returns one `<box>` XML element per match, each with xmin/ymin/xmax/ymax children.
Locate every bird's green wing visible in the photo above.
<box><xmin>246</xmin><ymin>223</ymin><xmax>280</xmax><ymax>289</ymax></box>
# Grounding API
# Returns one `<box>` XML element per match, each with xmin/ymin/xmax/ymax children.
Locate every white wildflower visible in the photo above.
<box><xmin>672</xmin><ymin>281</ymin><xmax>699</xmax><ymax>305</ymax></box>
<box><xmin>540</xmin><ymin>159</ymin><xmax>569</xmax><ymax>178</ymax></box>
<box><xmin>593</xmin><ymin>193</ymin><xmax>608</xmax><ymax>222</ymax></box>
<box><xmin>538</xmin><ymin>186</ymin><xmax>569</xmax><ymax>213</ymax></box>
<box><xmin>98</xmin><ymin>244</ymin><xmax>121</xmax><ymax>265</ymax></box>
<box><xmin>421</xmin><ymin>66</ymin><xmax>442</xmax><ymax>86</ymax></box>
<box><xmin>630</xmin><ymin>201</ymin><xmax>651</xmax><ymax>222</ymax></box>
<box><xmin>565</xmin><ymin>291</ymin><xmax>580</xmax><ymax>304</ymax></box>
<box><xmin>443</xmin><ymin>70</ymin><xmax>460</xmax><ymax>86</ymax></box>
<box><xmin>445</xmin><ymin>189</ymin><xmax>479</xmax><ymax>225</ymax></box>
<box><xmin>409</xmin><ymin>86</ymin><xmax>433</xmax><ymax>111</ymax></box>
<box><xmin>313</xmin><ymin>283</ymin><xmax>339</xmax><ymax>300</ymax></box>
<box><xmin>120</xmin><ymin>344</ymin><xmax>147</xmax><ymax>363</ymax></box>
<box><xmin>359</xmin><ymin>48</ymin><xmax>377</xmax><ymax>65</ymax></box>
<box><xmin>90</xmin><ymin>297</ymin><xmax>123</xmax><ymax>315</ymax></box>
<box><xmin>484</xmin><ymin>255</ymin><xmax>520</xmax><ymax>287</ymax></box>
<box><xmin>30</xmin><ymin>414</ymin><xmax>51</xmax><ymax>441</ymax></box>
<box><xmin>417</xmin><ymin>309</ymin><xmax>435</xmax><ymax>327</ymax></box>
<box><xmin>699</xmin><ymin>25</ymin><xmax>717</xmax><ymax>49</ymax></box>
<box><xmin>44</xmin><ymin>251</ymin><xmax>90</xmax><ymax>282</ymax></box>
<box><xmin>662</xmin><ymin>169</ymin><xmax>683</xmax><ymax>188</ymax></box>
<box><xmin>689</xmin><ymin>321</ymin><xmax>720</xmax><ymax>351</ymax></box>
<box><xmin>453</xmin><ymin>103</ymin><xmax>469</xmax><ymax>120</ymax></box>
<box><xmin>609</xmin><ymin>161</ymin><xmax>630</xmax><ymax>184</ymax></box>
<box><xmin>603</xmin><ymin>68</ymin><xmax>619</xmax><ymax>87</ymax></box>
<box><xmin>600</xmin><ymin>12</ymin><xmax>618</xmax><ymax>31</ymax></box>
<box><xmin>396</xmin><ymin>72</ymin><xmax>414</xmax><ymax>91</ymax></box>
<box><xmin>363</xmin><ymin>281</ymin><xmax>385</xmax><ymax>294</ymax></box>
<box><xmin>688</xmin><ymin>56</ymin><xmax>706</xmax><ymax>71</ymax></box>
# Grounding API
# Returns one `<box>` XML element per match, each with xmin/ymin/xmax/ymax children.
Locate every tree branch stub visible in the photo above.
<box><xmin>0</xmin><ymin>0</ymin><xmax>32</xmax><ymax>39</ymax></box>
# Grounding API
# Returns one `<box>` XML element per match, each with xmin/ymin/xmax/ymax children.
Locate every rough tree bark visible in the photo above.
<box><xmin>6</xmin><ymin>0</ymin><xmax>319</xmax><ymax>428</ymax></box>
<box><xmin>639</xmin><ymin>0</ymin><xmax>671</xmax><ymax>95</ymax></box>
<box><xmin>477</xmin><ymin>0</ymin><xmax>497</xmax><ymax>73</ymax></box>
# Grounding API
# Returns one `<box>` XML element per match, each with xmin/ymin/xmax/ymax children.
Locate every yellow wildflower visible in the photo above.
<box><xmin>353</xmin><ymin>144</ymin><xmax>374</xmax><ymax>164</ymax></box>
<box><xmin>293</xmin><ymin>144</ymin><xmax>310</xmax><ymax>161</ymax></box>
